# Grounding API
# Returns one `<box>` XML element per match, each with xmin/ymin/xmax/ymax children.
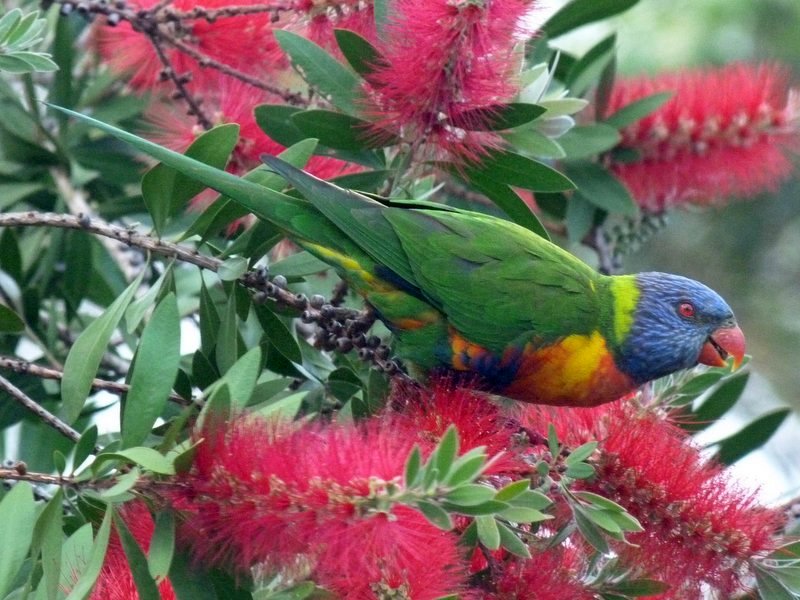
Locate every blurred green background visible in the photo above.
<box><xmin>554</xmin><ymin>0</ymin><xmax>800</xmax><ymax>500</ymax></box>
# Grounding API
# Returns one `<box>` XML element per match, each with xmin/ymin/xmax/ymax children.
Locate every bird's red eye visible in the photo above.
<box><xmin>678</xmin><ymin>302</ymin><xmax>695</xmax><ymax>318</ymax></box>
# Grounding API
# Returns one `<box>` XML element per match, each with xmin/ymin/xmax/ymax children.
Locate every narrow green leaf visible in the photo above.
<box><xmin>58</xmin><ymin>524</ymin><xmax>93</xmax><ymax>596</ymax></box>
<box><xmin>557</xmin><ymin>124</ymin><xmax>621</xmax><ymax>159</ymax></box>
<box><xmin>463</xmin><ymin>175</ymin><xmax>550</xmax><ymax>239</ymax></box>
<box><xmin>253</xmin><ymin>390</ymin><xmax>304</xmax><ymax>420</ymax></box>
<box><xmin>216</xmin><ymin>290</ymin><xmax>241</xmax><ymax>375</ymax></box>
<box><xmin>547</xmin><ymin>424</ymin><xmax>560</xmax><ymax>458</ymax></box>
<box><xmin>444</xmin><ymin>484</ymin><xmax>496</xmax><ymax>507</ymax></box>
<box><xmin>125</xmin><ymin>262</ymin><xmax>173</xmax><ymax>333</ymax></box>
<box><xmin>605</xmin><ymin>579</ymin><xmax>669</xmax><ymax>596</ymax></box>
<box><xmin>755</xmin><ymin>568</ymin><xmax>796</xmax><ymax>600</ymax></box>
<box><xmin>219</xmin><ymin>346</ymin><xmax>263</xmax><ymax>410</ymax></box>
<box><xmin>499</xmin><ymin>506</ymin><xmax>551</xmax><ymax>524</ymax></box>
<box><xmin>465</xmin><ymin>149</ymin><xmax>575</xmax><ymax>192</ymax></box>
<box><xmin>565</xmin><ymin>162</ymin><xmax>637</xmax><ymax>216</ymax></box>
<box><xmin>404</xmin><ymin>446</ymin><xmax>422</xmax><ymax>487</ymax></box>
<box><xmin>7</xmin><ymin>51</ymin><xmax>57</xmax><ymax>72</ymax></box>
<box><xmin>65</xmin><ymin>505</ymin><xmax>113</xmax><ymax>600</ymax></box>
<box><xmin>509</xmin><ymin>490</ymin><xmax>553</xmax><ymax>511</ymax></box>
<box><xmin>274</xmin><ymin>30</ymin><xmax>359</xmax><ymax>114</ymax></box>
<box><xmin>96</xmin><ymin>447</ymin><xmax>175</xmax><ymax>475</ymax></box>
<box><xmin>373</xmin><ymin>0</ymin><xmax>390</xmax><ymax>39</ymax></box>
<box><xmin>114</xmin><ymin>513</ymin><xmax>161</xmax><ymax>600</ymax></box>
<box><xmin>416</xmin><ymin>500</ymin><xmax>453</xmax><ymax>531</ymax></box>
<box><xmin>33</xmin><ymin>488</ymin><xmax>64</xmax><ymax>600</ymax></box>
<box><xmin>497</xmin><ymin>521</ymin><xmax>531</xmax><ymax>558</ymax></box>
<box><xmin>475</xmin><ymin>515</ymin><xmax>501</xmax><ymax>550</ymax></box>
<box><xmin>61</xmin><ymin>272</ymin><xmax>143</xmax><ymax>424</ymax></box>
<box><xmin>0</xmin><ymin>9</ymin><xmax>22</xmax><ymax>44</ymax></box>
<box><xmin>543</xmin><ymin>0</ymin><xmax>639</xmax><ymax>38</ymax></box>
<box><xmin>566</xmin><ymin>34</ymin><xmax>616</xmax><ymax>97</ymax></box>
<box><xmin>443</xmin><ymin>451</ymin><xmax>487</xmax><ymax>487</ymax></box>
<box><xmin>685</xmin><ymin>371</ymin><xmax>750</xmax><ymax>432</ymax></box>
<box><xmin>435</xmin><ymin>425</ymin><xmax>459</xmax><ymax>477</ymax></box>
<box><xmin>291</xmin><ymin>109</ymin><xmax>396</xmax><ymax>150</ymax></box>
<box><xmin>450</xmin><ymin>103</ymin><xmax>546</xmax><ymax>131</ymax></box>
<box><xmin>0</xmin><ymin>482</ymin><xmax>36</xmax><ymax>598</ymax></box>
<box><xmin>217</xmin><ymin>257</ymin><xmax>248</xmax><ymax>281</ymax></box>
<box><xmin>573</xmin><ymin>506</ymin><xmax>609</xmax><ymax>553</ymax></box>
<box><xmin>254</xmin><ymin>305</ymin><xmax>302</xmax><ymax>364</ymax></box>
<box><xmin>504</xmin><ymin>128</ymin><xmax>566</xmax><ymax>159</ymax></box>
<box><xmin>122</xmin><ymin>293</ymin><xmax>181</xmax><ymax>448</ymax></box>
<box><xmin>604</xmin><ymin>91</ymin><xmax>673</xmax><ymax>128</ymax></box>
<box><xmin>334</xmin><ymin>28</ymin><xmax>386</xmax><ymax>77</ymax></box>
<box><xmin>148</xmin><ymin>511</ymin><xmax>175</xmax><ymax>582</ymax></box>
<box><xmin>564</xmin><ymin>462</ymin><xmax>595</xmax><ymax>479</ymax></box>
<box><xmin>494</xmin><ymin>479</ymin><xmax>531</xmax><ymax>503</ymax></box>
<box><xmin>99</xmin><ymin>467</ymin><xmax>141</xmax><ymax>500</ymax></box>
<box><xmin>0</xmin><ymin>303</ymin><xmax>24</xmax><ymax>332</ymax></box>
<box><xmin>440</xmin><ymin>500</ymin><xmax>509</xmax><ymax>516</ymax></box>
<box><xmin>715</xmin><ymin>409</ymin><xmax>791</xmax><ymax>465</ymax></box>
<box><xmin>565</xmin><ymin>442</ymin><xmax>598</xmax><ymax>465</ymax></box>
<box><xmin>565</xmin><ymin>192</ymin><xmax>595</xmax><ymax>244</ymax></box>
<box><xmin>254</xmin><ymin>104</ymin><xmax>307</xmax><ymax>147</ymax></box>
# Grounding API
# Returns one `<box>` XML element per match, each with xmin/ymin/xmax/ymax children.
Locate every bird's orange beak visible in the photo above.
<box><xmin>698</xmin><ymin>324</ymin><xmax>746</xmax><ymax>370</ymax></box>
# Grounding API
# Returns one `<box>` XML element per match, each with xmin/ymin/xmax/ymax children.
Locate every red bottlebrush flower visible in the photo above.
<box><xmin>519</xmin><ymin>402</ymin><xmax>784</xmax><ymax>597</ymax></box>
<box><xmin>169</xmin><ymin>417</ymin><xmax>468</xmax><ymax>598</ymax></box>
<box><xmin>388</xmin><ymin>377</ymin><xmax>521</xmax><ymax>474</ymax></box>
<box><xmin>297</xmin><ymin>0</ymin><xmax>378</xmax><ymax>52</ymax></box>
<box><xmin>364</xmin><ymin>0</ymin><xmax>535</xmax><ymax>162</ymax></box>
<box><xmin>607</xmin><ymin>62</ymin><xmax>800</xmax><ymax>211</ymax></box>
<box><xmin>489</xmin><ymin>547</ymin><xmax>594</xmax><ymax>600</ymax></box>
<box><xmin>93</xmin><ymin>0</ymin><xmax>283</xmax><ymax>91</ymax></box>
<box><xmin>88</xmin><ymin>503</ymin><xmax>176</xmax><ymax>600</ymax></box>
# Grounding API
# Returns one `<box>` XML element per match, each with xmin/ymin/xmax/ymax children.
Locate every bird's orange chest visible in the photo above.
<box><xmin>449</xmin><ymin>330</ymin><xmax>636</xmax><ymax>407</ymax></box>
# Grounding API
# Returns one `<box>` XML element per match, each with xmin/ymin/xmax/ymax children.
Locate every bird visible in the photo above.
<box><xmin>259</xmin><ymin>156</ymin><xmax>745</xmax><ymax>407</ymax></box>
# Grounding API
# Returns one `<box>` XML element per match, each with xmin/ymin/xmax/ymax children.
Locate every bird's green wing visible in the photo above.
<box><xmin>382</xmin><ymin>208</ymin><xmax>603</xmax><ymax>352</ymax></box>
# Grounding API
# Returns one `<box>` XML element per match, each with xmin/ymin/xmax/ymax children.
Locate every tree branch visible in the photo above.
<box><xmin>0</xmin><ymin>466</ymin><xmax>78</xmax><ymax>487</ymax></box>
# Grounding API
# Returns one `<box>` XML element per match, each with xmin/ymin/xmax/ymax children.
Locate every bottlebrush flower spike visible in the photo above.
<box><xmin>607</xmin><ymin>62</ymin><xmax>800</xmax><ymax>211</ymax></box>
<box><xmin>489</xmin><ymin>547</ymin><xmax>594</xmax><ymax>600</ymax></box>
<box><xmin>389</xmin><ymin>377</ymin><xmax>521</xmax><ymax>474</ymax></box>
<box><xmin>519</xmin><ymin>402</ymin><xmax>784</xmax><ymax>597</ymax></box>
<box><xmin>93</xmin><ymin>0</ymin><xmax>283</xmax><ymax>91</ymax></box>
<box><xmin>88</xmin><ymin>503</ymin><xmax>176</xmax><ymax>600</ymax></box>
<box><xmin>297</xmin><ymin>0</ymin><xmax>377</xmax><ymax>52</ymax></box>
<box><xmin>364</xmin><ymin>0</ymin><xmax>535</xmax><ymax>162</ymax></box>
<box><xmin>169</xmin><ymin>416</ymin><xmax>468</xmax><ymax>598</ymax></box>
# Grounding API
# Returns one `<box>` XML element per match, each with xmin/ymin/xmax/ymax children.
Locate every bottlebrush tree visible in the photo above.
<box><xmin>0</xmin><ymin>1</ymin><xmax>798</xmax><ymax>599</ymax></box>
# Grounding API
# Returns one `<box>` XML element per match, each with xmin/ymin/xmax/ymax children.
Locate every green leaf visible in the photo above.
<box><xmin>254</xmin><ymin>390</ymin><xmax>304</xmax><ymax>420</ymax></box>
<box><xmin>685</xmin><ymin>371</ymin><xmax>750</xmax><ymax>433</ymax></box>
<box><xmin>604</xmin><ymin>91</ymin><xmax>673</xmax><ymax>128</ymax></box>
<box><xmin>494</xmin><ymin>479</ymin><xmax>531</xmax><ymax>502</ymax></box>
<box><xmin>463</xmin><ymin>175</ymin><xmax>551</xmax><ymax>240</ymax></box>
<box><xmin>404</xmin><ymin>446</ymin><xmax>422</xmax><ymax>487</ymax></box>
<box><xmin>509</xmin><ymin>490</ymin><xmax>553</xmax><ymax>511</ymax></box>
<box><xmin>61</xmin><ymin>272</ymin><xmax>143</xmax><ymax>424</ymax></box>
<box><xmin>33</xmin><ymin>488</ymin><xmax>64</xmax><ymax>600</ymax></box>
<box><xmin>334</xmin><ymin>28</ymin><xmax>385</xmax><ymax>77</ymax></box>
<box><xmin>65</xmin><ymin>505</ymin><xmax>113</xmax><ymax>600</ymax></box>
<box><xmin>465</xmin><ymin>149</ymin><xmax>575</xmax><ymax>193</ymax></box>
<box><xmin>291</xmin><ymin>110</ymin><xmax>396</xmax><ymax>150</ymax></box>
<box><xmin>440</xmin><ymin>500</ymin><xmax>510</xmax><ymax>516</ymax></box>
<box><xmin>547</xmin><ymin>424</ymin><xmax>560</xmax><ymax>458</ymax></box>
<box><xmin>219</xmin><ymin>346</ymin><xmax>263</xmax><ymax>411</ymax></box>
<box><xmin>444</xmin><ymin>484</ymin><xmax>496</xmax><ymax>507</ymax></box>
<box><xmin>148</xmin><ymin>511</ymin><xmax>176</xmax><ymax>583</ymax></box>
<box><xmin>565</xmin><ymin>441</ymin><xmax>598</xmax><ymax>465</ymax></box>
<box><xmin>565</xmin><ymin>192</ymin><xmax>595</xmax><ymax>244</ymax></box>
<box><xmin>573</xmin><ymin>506</ymin><xmax>609</xmax><ymax>553</ymax></box>
<box><xmin>274</xmin><ymin>30</ymin><xmax>359</xmax><ymax>114</ymax></box>
<box><xmin>505</xmin><ymin>128</ymin><xmax>566</xmax><ymax>160</ymax></box>
<box><xmin>755</xmin><ymin>567</ymin><xmax>796</xmax><ymax>600</ymax></box>
<box><xmin>417</xmin><ymin>500</ymin><xmax>453</xmax><ymax>531</ymax></box>
<box><xmin>543</xmin><ymin>0</ymin><xmax>640</xmax><ymax>38</ymax></box>
<box><xmin>141</xmin><ymin>124</ymin><xmax>239</xmax><ymax>235</ymax></box>
<box><xmin>605</xmin><ymin>579</ymin><xmax>669</xmax><ymax>596</ymax></box>
<box><xmin>557</xmin><ymin>124</ymin><xmax>621</xmax><ymax>159</ymax></box>
<box><xmin>99</xmin><ymin>467</ymin><xmax>141</xmax><ymax>500</ymax></box>
<box><xmin>0</xmin><ymin>482</ymin><xmax>36</xmax><ymax>598</ymax></box>
<box><xmin>443</xmin><ymin>450</ymin><xmax>487</xmax><ymax>487</ymax></box>
<box><xmin>566</xmin><ymin>34</ymin><xmax>616</xmax><ymax>97</ymax></box>
<box><xmin>216</xmin><ymin>290</ymin><xmax>241</xmax><ymax>374</ymax></box>
<box><xmin>565</xmin><ymin>162</ymin><xmax>637</xmax><ymax>216</ymax></box>
<box><xmin>114</xmin><ymin>513</ymin><xmax>161</xmax><ymax>600</ymax></box>
<box><xmin>217</xmin><ymin>257</ymin><xmax>248</xmax><ymax>281</ymax></box>
<box><xmin>435</xmin><ymin>425</ymin><xmax>459</xmax><ymax>477</ymax></box>
<box><xmin>714</xmin><ymin>409</ymin><xmax>791</xmax><ymax>465</ymax></box>
<box><xmin>564</xmin><ymin>462</ymin><xmax>596</xmax><ymax>479</ymax></box>
<box><xmin>475</xmin><ymin>515</ymin><xmax>501</xmax><ymax>550</ymax></box>
<box><xmin>254</xmin><ymin>104</ymin><xmax>307</xmax><ymax>147</ymax></box>
<box><xmin>255</xmin><ymin>306</ymin><xmax>302</xmax><ymax>364</ymax></box>
<box><xmin>450</xmin><ymin>103</ymin><xmax>546</xmax><ymax>131</ymax></box>
<box><xmin>0</xmin><ymin>10</ymin><xmax>22</xmax><ymax>44</ymax></box>
<box><xmin>496</xmin><ymin>521</ymin><xmax>531</xmax><ymax>558</ymax></box>
<box><xmin>122</xmin><ymin>293</ymin><xmax>181</xmax><ymax>448</ymax></box>
<box><xmin>5</xmin><ymin>51</ymin><xmax>57</xmax><ymax>72</ymax></box>
<box><xmin>499</xmin><ymin>506</ymin><xmax>551</xmax><ymax>523</ymax></box>
<box><xmin>96</xmin><ymin>447</ymin><xmax>176</xmax><ymax>475</ymax></box>
<box><xmin>0</xmin><ymin>303</ymin><xmax>24</xmax><ymax>332</ymax></box>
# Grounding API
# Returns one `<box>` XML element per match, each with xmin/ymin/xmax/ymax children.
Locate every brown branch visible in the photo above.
<box><xmin>0</xmin><ymin>355</ymin><xmax>197</xmax><ymax>407</ymax></box>
<box><xmin>0</xmin><ymin>374</ymin><xmax>100</xmax><ymax>452</ymax></box>
<box><xmin>0</xmin><ymin>466</ymin><xmax>79</xmax><ymax>487</ymax></box>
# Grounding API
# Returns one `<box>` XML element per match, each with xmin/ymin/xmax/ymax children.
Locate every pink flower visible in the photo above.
<box><xmin>93</xmin><ymin>0</ymin><xmax>283</xmax><ymax>91</ymax></box>
<box><xmin>364</xmin><ymin>0</ymin><xmax>535</xmax><ymax>162</ymax></box>
<box><xmin>169</xmin><ymin>416</ymin><xmax>468</xmax><ymax>597</ymax></box>
<box><xmin>88</xmin><ymin>502</ymin><xmax>176</xmax><ymax>600</ymax></box>
<box><xmin>388</xmin><ymin>377</ymin><xmax>521</xmax><ymax>474</ymax></box>
<box><xmin>489</xmin><ymin>547</ymin><xmax>594</xmax><ymax>600</ymax></box>
<box><xmin>607</xmin><ymin>62</ymin><xmax>799</xmax><ymax>211</ymax></box>
<box><xmin>297</xmin><ymin>0</ymin><xmax>377</xmax><ymax>52</ymax></box>
<box><xmin>519</xmin><ymin>402</ymin><xmax>784</xmax><ymax>597</ymax></box>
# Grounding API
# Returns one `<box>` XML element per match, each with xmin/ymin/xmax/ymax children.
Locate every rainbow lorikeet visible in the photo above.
<box><xmin>260</xmin><ymin>157</ymin><xmax>745</xmax><ymax>407</ymax></box>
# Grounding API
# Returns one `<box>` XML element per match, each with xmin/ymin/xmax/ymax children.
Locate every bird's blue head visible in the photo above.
<box><xmin>615</xmin><ymin>272</ymin><xmax>746</xmax><ymax>384</ymax></box>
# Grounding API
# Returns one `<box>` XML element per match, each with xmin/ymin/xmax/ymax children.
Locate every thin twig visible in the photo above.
<box><xmin>0</xmin><ymin>466</ymin><xmax>79</xmax><ymax>487</ymax></box>
<box><xmin>0</xmin><ymin>355</ymin><xmax>197</xmax><ymax>407</ymax></box>
<box><xmin>0</xmin><ymin>374</ymin><xmax>100</xmax><ymax>452</ymax></box>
